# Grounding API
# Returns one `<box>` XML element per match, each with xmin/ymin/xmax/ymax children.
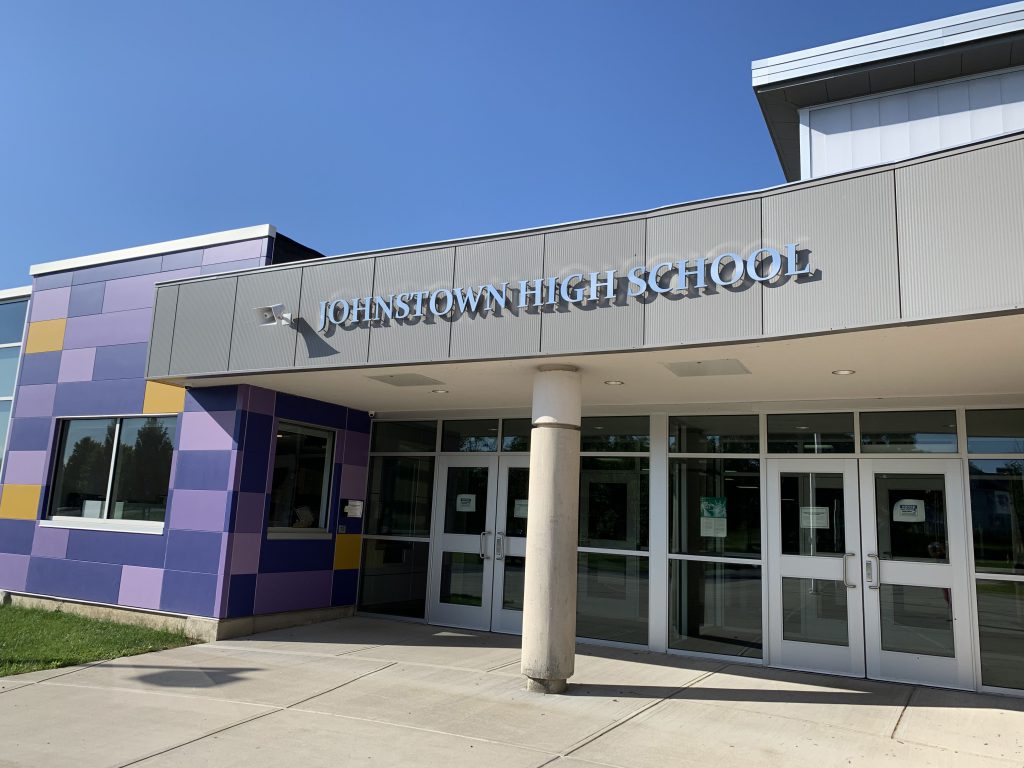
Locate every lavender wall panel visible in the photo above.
<box><xmin>32</xmin><ymin>272</ymin><xmax>73</xmax><ymax>291</ymax></box>
<box><xmin>30</xmin><ymin>526</ymin><xmax>69</xmax><ymax>559</ymax></box>
<box><xmin>91</xmin><ymin>343</ymin><xmax>149</xmax><ymax>381</ymax></box>
<box><xmin>177</xmin><ymin>410</ymin><xmax>236</xmax><ymax>452</ymax></box>
<box><xmin>27</xmin><ymin>557</ymin><xmax>122</xmax><ymax>604</ymax></box>
<box><xmin>52</xmin><ymin>379</ymin><xmax>146</xmax><ymax>416</ymax></box>
<box><xmin>29</xmin><ymin>288</ymin><xmax>71</xmax><ymax>322</ymax></box>
<box><xmin>254</xmin><ymin>569</ymin><xmax>332</xmax><ymax>614</ymax></box>
<box><xmin>63</xmin><ymin>309</ymin><xmax>154</xmax><ymax>348</ymax></box>
<box><xmin>71</xmin><ymin>255</ymin><xmax>162</xmax><ymax>285</ymax></box>
<box><xmin>4</xmin><ymin>451</ymin><xmax>48</xmax><ymax>485</ymax></box>
<box><xmin>173</xmin><ymin>450</ymin><xmax>233</xmax><ymax>491</ymax></box>
<box><xmin>65</xmin><ymin>528</ymin><xmax>167</xmax><ymax>568</ymax></box>
<box><xmin>167</xmin><ymin>489</ymin><xmax>231</xmax><ymax>532</ymax></box>
<box><xmin>14</xmin><ymin>384</ymin><xmax>56</xmax><ymax>418</ymax></box>
<box><xmin>161</xmin><ymin>249</ymin><xmax>204</xmax><ymax>271</ymax></box>
<box><xmin>0</xmin><ymin>553</ymin><xmax>30</xmax><ymax>591</ymax></box>
<box><xmin>18</xmin><ymin>352</ymin><xmax>61</xmax><ymax>385</ymax></box>
<box><xmin>202</xmin><ymin>240</ymin><xmax>263</xmax><ymax>265</ymax></box>
<box><xmin>0</xmin><ymin>519</ymin><xmax>36</xmax><ymax>554</ymax></box>
<box><xmin>118</xmin><ymin>565</ymin><xmax>163</xmax><ymax>610</ymax></box>
<box><xmin>164</xmin><ymin>530</ymin><xmax>224</xmax><ymax>574</ymax></box>
<box><xmin>67</xmin><ymin>282</ymin><xmax>106</xmax><ymax>317</ymax></box>
<box><xmin>57</xmin><ymin>348</ymin><xmax>95</xmax><ymax>382</ymax></box>
<box><xmin>160</xmin><ymin>569</ymin><xmax>217</xmax><ymax>616</ymax></box>
<box><xmin>101</xmin><ymin>268</ymin><xmax>201</xmax><ymax>313</ymax></box>
<box><xmin>199</xmin><ymin>259</ymin><xmax>262</xmax><ymax>276</ymax></box>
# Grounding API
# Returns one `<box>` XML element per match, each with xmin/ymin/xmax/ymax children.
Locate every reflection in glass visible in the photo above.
<box><xmin>0</xmin><ymin>300</ymin><xmax>27</xmax><ymax>345</ymax></box>
<box><xmin>967</xmin><ymin>410</ymin><xmax>1024</xmax><ymax>454</ymax></box>
<box><xmin>439</xmin><ymin>552</ymin><xmax>484</xmax><ymax>606</ymax></box>
<box><xmin>782</xmin><ymin>578</ymin><xmax>849</xmax><ymax>646</ymax></box>
<box><xmin>371</xmin><ymin>420</ymin><xmax>437</xmax><ymax>452</ymax></box>
<box><xmin>268</xmin><ymin>424</ymin><xmax>333</xmax><ymax>529</ymax></box>
<box><xmin>970</xmin><ymin>460</ymin><xmax>1024</xmax><ymax>574</ymax></box>
<box><xmin>579</xmin><ymin>457</ymin><xmax>649</xmax><ymax>551</ymax></box>
<box><xmin>669</xmin><ymin>459</ymin><xmax>760</xmax><ymax>558</ymax></box>
<box><xmin>108</xmin><ymin>417</ymin><xmax>175</xmax><ymax>522</ymax></box>
<box><xmin>874</xmin><ymin>474</ymin><xmax>948</xmax><ymax>562</ymax></box>
<box><xmin>669</xmin><ymin>560</ymin><xmax>762</xmax><ymax>657</ymax></box>
<box><xmin>502</xmin><ymin>556</ymin><xmax>525</xmax><ymax>611</ymax></box>
<box><xmin>976</xmin><ymin>579</ymin><xmax>1024</xmax><ymax>690</ymax></box>
<box><xmin>365</xmin><ymin>456</ymin><xmax>434</xmax><ymax>537</ymax></box>
<box><xmin>577</xmin><ymin>553</ymin><xmax>648</xmax><ymax>644</ymax></box>
<box><xmin>878</xmin><ymin>583</ymin><xmax>954</xmax><ymax>657</ymax></box>
<box><xmin>767</xmin><ymin>413</ymin><xmax>855</xmax><ymax>454</ymax></box>
<box><xmin>358</xmin><ymin>539</ymin><xmax>429</xmax><ymax>618</ymax></box>
<box><xmin>0</xmin><ymin>347</ymin><xmax>19</xmax><ymax>396</ymax></box>
<box><xmin>860</xmin><ymin>411</ymin><xmax>957</xmax><ymax>453</ymax></box>
<box><xmin>580</xmin><ymin>416</ymin><xmax>650</xmax><ymax>452</ymax></box>
<box><xmin>442</xmin><ymin>420</ymin><xmax>498</xmax><ymax>452</ymax></box>
<box><xmin>780</xmin><ymin>473</ymin><xmax>845</xmax><ymax>557</ymax></box>
<box><xmin>0</xmin><ymin>401</ymin><xmax>11</xmax><ymax>469</ymax></box>
<box><xmin>49</xmin><ymin>419</ymin><xmax>117</xmax><ymax>518</ymax></box>
<box><xmin>668</xmin><ymin>415</ymin><xmax>759</xmax><ymax>454</ymax></box>
<box><xmin>501</xmin><ymin>419</ymin><xmax>531</xmax><ymax>452</ymax></box>
<box><xmin>444</xmin><ymin>466</ymin><xmax>489</xmax><ymax>534</ymax></box>
<box><xmin>504</xmin><ymin>467</ymin><xmax>529</xmax><ymax>537</ymax></box>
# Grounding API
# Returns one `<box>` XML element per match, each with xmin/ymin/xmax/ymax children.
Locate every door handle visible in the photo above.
<box><xmin>865</xmin><ymin>553</ymin><xmax>880</xmax><ymax>590</ymax></box>
<box><xmin>495</xmin><ymin>532</ymin><xmax>504</xmax><ymax>560</ymax></box>
<box><xmin>842</xmin><ymin>553</ymin><xmax>857</xmax><ymax>589</ymax></box>
<box><xmin>479</xmin><ymin>531</ymin><xmax>490</xmax><ymax>560</ymax></box>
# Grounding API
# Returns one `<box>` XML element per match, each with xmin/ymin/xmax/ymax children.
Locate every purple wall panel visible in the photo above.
<box><xmin>67</xmin><ymin>282</ymin><xmax>106</xmax><ymax>317</ymax></box>
<box><xmin>30</xmin><ymin>526</ymin><xmax>69</xmax><ymax>559</ymax></box>
<box><xmin>0</xmin><ymin>553</ymin><xmax>30</xmax><ymax>591</ymax></box>
<box><xmin>101</xmin><ymin>268</ymin><xmax>201</xmax><ymax>313</ymax></box>
<box><xmin>200</xmin><ymin>259</ymin><xmax>262</xmax><ymax>276</ymax></box>
<box><xmin>185</xmin><ymin>387</ymin><xmax>237</xmax><ymax>412</ymax></box>
<box><xmin>344</xmin><ymin>429</ymin><xmax>370</xmax><ymax>463</ymax></box>
<box><xmin>14</xmin><ymin>384</ymin><xmax>56</xmax><ymax>418</ymax></box>
<box><xmin>7</xmin><ymin>417</ymin><xmax>53</xmax><ymax>451</ymax></box>
<box><xmin>254</xmin><ymin>569</ymin><xmax>333</xmax><ymax>614</ymax></box>
<box><xmin>63</xmin><ymin>308</ymin><xmax>153</xmax><ymax>348</ymax></box>
<box><xmin>58</xmin><ymin>348</ymin><xmax>96</xmax><ymax>382</ymax></box>
<box><xmin>229</xmin><ymin>533</ymin><xmax>261</xmax><ymax>574</ymax></box>
<box><xmin>32</xmin><ymin>272</ymin><xmax>72</xmax><ymax>291</ymax></box>
<box><xmin>234</xmin><ymin>492</ymin><xmax>266</xmax><ymax>533</ymax></box>
<box><xmin>241</xmin><ymin>385</ymin><xmax>276</xmax><ymax>415</ymax></box>
<box><xmin>65</xmin><ymin>529</ymin><xmax>166</xmax><ymax>568</ymax></box>
<box><xmin>91</xmin><ymin>343</ymin><xmax>149</xmax><ymax>381</ymax></box>
<box><xmin>18</xmin><ymin>352</ymin><xmax>61</xmax><ymax>385</ymax></box>
<box><xmin>167</xmin><ymin>489</ymin><xmax>230</xmax><ymax>532</ymax></box>
<box><xmin>332</xmin><ymin>569</ymin><xmax>358</xmax><ymax>607</ymax></box>
<box><xmin>226</xmin><ymin>573</ymin><xmax>256</xmax><ymax>618</ymax></box>
<box><xmin>160</xmin><ymin>569</ymin><xmax>217</xmax><ymax>615</ymax></box>
<box><xmin>164</xmin><ymin>530</ymin><xmax>224</xmax><ymax>574</ymax></box>
<box><xmin>71</xmin><ymin>255</ymin><xmax>162</xmax><ymax>286</ymax></box>
<box><xmin>177</xmin><ymin>410</ymin><xmax>236</xmax><ymax>451</ymax></box>
<box><xmin>201</xmin><ymin>240</ymin><xmax>262</xmax><ymax>265</ymax></box>
<box><xmin>118</xmin><ymin>565</ymin><xmax>163</xmax><ymax>610</ymax></box>
<box><xmin>52</xmin><ymin>379</ymin><xmax>146</xmax><ymax>416</ymax></box>
<box><xmin>4</xmin><ymin>451</ymin><xmax>48</xmax><ymax>485</ymax></box>
<box><xmin>340</xmin><ymin>464</ymin><xmax>368</xmax><ymax>500</ymax></box>
<box><xmin>161</xmin><ymin>249</ymin><xmax>203</xmax><ymax>271</ymax></box>
<box><xmin>347</xmin><ymin>409</ymin><xmax>371</xmax><ymax>434</ymax></box>
<box><xmin>173</xmin><ymin>450</ymin><xmax>233</xmax><ymax>491</ymax></box>
<box><xmin>29</xmin><ymin>288</ymin><xmax>71</xmax><ymax>322</ymax></box>
<box><xmin>0</xmin><ymin>520</ymin><xmax>36</xmax><ymax>554</ymax></box>
<box><xmin>26</xmin><ymin>557</ymin><xmax>122</xmax><ymax>604</ymax></box>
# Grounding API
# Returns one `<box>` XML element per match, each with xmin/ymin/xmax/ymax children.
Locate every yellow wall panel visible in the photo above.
<box><xmin>0</xmin><ymin>485</ymin><xmax>41</xmax><ymax>520</ymax></box>
<box><xmin>143</xmin><ymin>381</ymin><xmax>186</xmax><ymax>414</ymax></box>
<box><xmin>25</xmin><ymin>319</ymin><xmax>66</xmax><ymax>353</ymax></box>
<box><xmin>334</xmin><ymin>533</ymin><xmax>362</xmax><ymax>570</ymax></box>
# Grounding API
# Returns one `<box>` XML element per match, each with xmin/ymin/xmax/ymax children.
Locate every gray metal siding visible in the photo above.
<box><xmin>294</xmin><ymin>258</ymin><xmax>375</xmax><ymax>368</ymax></box>
<box><xmin>147</xmin><ymin>284</ymin><xmax>178</xmax><ymax>377</ymax></box>
<box><xmin>367</xmin><ymin>247</ymin><xmax>455</xmax><ymax>365</ymax></box>
<box><xmin>644</xmin><ymin>200</ymin><xmax>762</xmax><ymax>348</ymax></box>
<box><xmin>168</xmin><ymin>278</ymin><xmax>237</xmax><ymax>375</ymax></box>
<box><xmin>449</xmin><ymin>235</ymin><xmax>544</xmax><ymax>360</ymax></box>
<box><xmin>228</xmin><ymin>270</ymin><xmax>302</xmax><ymax>371</ymax></box>
<box><xmin>761</xmin><ymin>171</ymin><xmax>901</xmax><ymax>336</ymax></box>
<box><xmin>896</xmin><ymin>139</ymin><xmax>1024</xmax><ymax>319</ymax></box>
<box><xmin>540</xmin><ymin>221</ymin><xmax>645</xmax><ymax>355</ymax></box>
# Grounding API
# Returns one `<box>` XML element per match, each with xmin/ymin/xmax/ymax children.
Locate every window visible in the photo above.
<box><xmin>442</xmin><ymin>419</ymin><xmax>498</xmax><ymax>452</ymax></box>
<box><xmin>0</xmin><ymin>297</ymin><xmax>27</xmax><ymax>470</ymax></box>
<box><xmin>860</xmin><ymin>410</ymin><xmax>957</xmax><ymax>453</ymax></box>
<box><xmin>668</xmin><ymin>415</ymin><xmax>759</xmax><ymax>453</ymax></box>
<box><xmin>49</xmin><ymin>416</ymin><xmax>176</xmax><ymax>524</ymax></box>
<box><xmin>767</xmin><ymin>413</ymin><xmax>855</xmax><ymax>453</ymax></box>
<box><xmin>371</xmin><ymin>420</ymin><xmax>437</xmax><ymax>452</ymax></box>
<box><xmin>268</xmin><ymin>422</ymin><xmax>334</xmax><ymax>531</ymax></box>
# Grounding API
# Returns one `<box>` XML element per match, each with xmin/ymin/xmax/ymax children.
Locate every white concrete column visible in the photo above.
<box><xmin>521</xmin><ymin>364</ymin><xmax>581</xmax><ymax>694</ymax></box>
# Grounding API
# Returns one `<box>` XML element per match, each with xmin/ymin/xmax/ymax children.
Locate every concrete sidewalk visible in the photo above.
<box><xmin>1</xmin><ymin>617</ymin><xmax>1022</xmax><ymax>768</ymax></box>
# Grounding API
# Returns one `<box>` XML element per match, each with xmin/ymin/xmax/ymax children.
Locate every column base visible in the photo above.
<box><xmin>526</xmin><ymin>677</ymin><xmax>568</xmax><ymax>694</ymax></box>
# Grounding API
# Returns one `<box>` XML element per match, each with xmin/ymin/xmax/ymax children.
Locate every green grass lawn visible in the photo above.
<box><xmin>0</xmin><ymin>605</ymin><xmax>193</xmax><ymax>677</ymax></box>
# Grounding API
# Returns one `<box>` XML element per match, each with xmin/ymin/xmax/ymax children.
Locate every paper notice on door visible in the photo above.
<box><xmin>456</xmin><ymin>494</ymin><xmax>476</xmax><ymax>513</ymax></box>
<box><xmin>893</xmin><ymin>498</ymin><xmax>925</xmax><ymax>523</ymax></box>
<box><xmin>799</xmin><ymin>506</ymin><xmax>829</xmax><ymax>529</ymax></box>
<box><xmin>513</xmin><ymin>499</ymin><xmax>529</xmax><ymax>518</ymax></box>
<box><xmin>699</xmin><ymin>496</ymin><xmax>727</xmax><ymax>538</ymax></box>
<box><xmin>344</xmin><ymin>500</ymin><xmax>364</xmax><ymax>518</ymax></box>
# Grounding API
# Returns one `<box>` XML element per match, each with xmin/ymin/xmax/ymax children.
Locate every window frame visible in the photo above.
<box><xmin>266</xmin><ymin>419</ymin><xmax>337</xmax><ymax>538</ymax></box>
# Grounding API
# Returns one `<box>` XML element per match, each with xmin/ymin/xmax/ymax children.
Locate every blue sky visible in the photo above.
<box><xmin>0</xmin><ymin>1</ymin><xmax>997</xmax><ymax>279</ymax></box>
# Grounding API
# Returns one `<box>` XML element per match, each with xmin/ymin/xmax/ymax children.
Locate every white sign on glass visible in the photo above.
<box><xmin>513</xmin><ymin>499</ymin><xmax>529</xmax><ymax>518</ymax></box>
<box><xmin>799</xmin><ymin>506</ymin><xmax>830</xmax><ymax>529</ymax></box>
<box><xmin>456</xmin><ymin>494</ymin><xmax>476</xmax><ymax>513</ymax></box>
<box><xmin>892</xmin><ymin>498</ymin><xmax>926</xmax><ymax>523</ymax></box>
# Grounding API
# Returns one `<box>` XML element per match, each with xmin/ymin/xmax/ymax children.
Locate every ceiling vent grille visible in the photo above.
<box><xmin>367</xmin><ymin>373</ymin><xmax>446</xmax><ymax>387</ymax></box>
<box><xmin>663</xmin><ymin>359</ymin><xmax>751</xmax><ymax>377</ymax></box>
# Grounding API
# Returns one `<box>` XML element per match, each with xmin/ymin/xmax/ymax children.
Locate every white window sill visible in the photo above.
<box><xmin>41</xmin><ymin>517</ymin><xmax>165</xmax><ymax>535</ymax></box>
<box><xmin>266</xmin><ymin>528</ymin><xmax>333</xmax><ymax>541</ymax></box>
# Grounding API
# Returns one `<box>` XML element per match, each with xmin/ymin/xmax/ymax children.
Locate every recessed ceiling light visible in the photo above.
<box><xmin>795</xmin><ymin>426</ymin><xmax>810</xmax><ymax>430</ymax></box>
<box><xmin>832</xmin><ymin>369</ymin><xmax>856</xmax><ymax>376</ymax></box>
<box><xmin>431</xmin><ymin>389</ymin><xmax>448</xmax><ymax>394</ymax></box>
<box><xmin>604</xmin><ymin>380</ymin><xmax>624</xmax><ymax>386</ymax></box>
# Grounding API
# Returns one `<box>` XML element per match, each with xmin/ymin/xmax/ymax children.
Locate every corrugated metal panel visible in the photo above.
<box><xmin>367</xmin><ymin>247</ymin><xmax>455</xmax><ymax>365</ymax></box>
<box><xmin>228</xmin><ymin>269</ymin><xmax>302</xmax><ymax>371</ymax></box>
<box><xmin>897</xmin><ymin>139</ymin><xmax>1024</xmax><ymax>318</ymax></box>
<box><xmin>294</xmin><ymin>258</ymin><xmax>375</xmax><ymax>368</ymax></box>
<box><xmin>762</xmin><ymin>171</ymin><xmax>900</xmax><ymax>336</ymax></box>
<box><xmin>168</xmin><ymin>277</ymin><xmax>237</xmax><ymax>375</ymax></box>
<box><xmin>449</xmin><ymin>235</ymin><xmax>544</xmax><ymax>360</ymax></box>
<box><xmin>644</xmin><ymin>200</ymin><xmax>762</xmax><ymax>348</ymax></box>
<box><xmin>540</xmin><ymin>220</ymin><xmax>645</xmax><ymax>355</ymax></box>
<box><xmin>147</xmin><ymin>284</ymin><xmax>178</xmax><ymax>377</ymax></box>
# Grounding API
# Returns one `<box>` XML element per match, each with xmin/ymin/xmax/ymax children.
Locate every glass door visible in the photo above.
<box><xmin>859</xmin><ymin>459</ymin><xmax>975</xmax><ymax>689</ymax></box>
<box><xmin>427</xmin><ymin>455</ymin><xmax>498</xmax><ymax>630</ymax></box>
<box><xmin>767</xmin><ymin>459</ymin><xmax>865</xmax><ymax>676</ymax></box>
<box><xmin>491</xmin><ymin>456</ymin><xmax>530</xmax><ymax>634</ymax></box>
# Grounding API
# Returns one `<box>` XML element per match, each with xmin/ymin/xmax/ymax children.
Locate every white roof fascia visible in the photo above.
<box><xmin>29</xmin><ymin>224</ymin><xmax>277</xmax><ymax>277</ymax></box>
<box><xmin>752</xmin><ymin>1</ymin><xmax>1024</xmax><ymax>87</ymax></box>
<box><xmin>0</xmin><ymin>286</ymin><xmax>31</xmax><ymax>300</ymax></box>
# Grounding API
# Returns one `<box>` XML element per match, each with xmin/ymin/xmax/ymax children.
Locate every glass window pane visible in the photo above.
<box><xmin>577</xmin><ymin>553</ymin><xmax>648</xmax><ymax>644</ymax></box>
<box><xmin>782</xmin><ymin>577</ymin><xmax>849</xmax><ymax>646</ymax></box>
<box><xmin>669</xmin><ymin>560</ymin><xmax>763</xmax><ymax>657</ymax></box>
<box><xmin>371</xmin><ymin>420</ymin><xmax>437</xmax><ymax>452</ymax></box>
<box><xmin>0</xmin><ymin>401</ymin><xmax>11</xmax><ymax>465</ymax></box>
<box><xmin>365</xmin><ymin>456</ymin><xmax>434</xmax><ymax>537</ymax></box>
<box><xmin>268</xmin><ymin>424</ymin><xmax>333</xmax><ymax>529</ymax></box>
<box><xmin>668</xmin><ymin>415</ymin><xmax>759</xmax><ymax>454</ymax></box>
<box><xmin>580</xmin><ymin>416</ymin><xmax>650</xmax><ymax>452</ymax></box>
<box><xmin>767</xmin><ymin>413</ymin><xmax>855</xmax><ymax>454</ymax></box>
<box><xmin>669</xmin><ymin>458</ymin><xmax>760</xmax><ymax>558</ymax></box>
<box><xmin>976</xmin><ymin>579</ymin><xmax>1024</xmax><ymax>690</ymax></box>
<box><xmin>579</xmin><ymin>457</ymin><xmax>648</xmax><ymax>551</ymax></box>
<box><xmin>502</xmin><ymin>556</ymin><xmax>525</xmax><ymax>611</ymax></box>
<box><xmin>501</xmin><ymin>419</ymin><xmax>531</xmax><ymax>452</ymax></box>
<box><xmin>860</xmin><ymin>411</ymin><xmax>958</xmax><ymax>453</ymax></box>
<box><xmin>442</xmin><ymin>420</ymin><xmax>498</xmax><ymax>452</ymax></box>
<box><xmin>780</xmin><ymin>472</ymin><xmax>846</xmax><ymax>557</ymax></box>
<box><xmin>0</xmin><ymin>300</ymin><xmax>27</xmax><ymax>345</ymax></box>
<box><xmin>444</xmin><ymin>466</ymin><xmax>489</xmax><ymax>534</ymax></box>
<box><xmin>0</xmin><ymin>347</ymin><xmax>20</xmax><ymax>396</ymax></box>
<box><xmin>874</xmin><ymin>473</ymin><xmax>948</xmax><ymax>563</ymax></box>
<box><xmin>967</xmin><ymin>410</ymin><xmax>1024</xmax><ymax>454</ymax></box>
<box><xmin>108</xmin><ymin>417</ymin><xmax>175</xmax><ymax>522</ymax></box>
<box><xmin>357</xmin><ymin>539</ymin><xmax>429</xmax><ymax>618</ymax></box>
<box><xmin>969</xmin><ymin>460</ymin><xmax>1024</xmax><ymax>575</ymax></box>
<box><xmin>504</xmin><ymin>467</ymin><xmax>529</xmax><ymax>537</ymax></box>
<box><xmin>439</xmin><ymin>552</ymin><xmax>484</xmax><ymax>606</ymax></box>
<box><xmin>49</xmin><ymin>419</ymin><xmax>117</xmax><ymax>518</ymax></box>
<box><xmin>878</xmin><ymin>583</ymin><xmax>955</xmax><ymax>657</ymax></box>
